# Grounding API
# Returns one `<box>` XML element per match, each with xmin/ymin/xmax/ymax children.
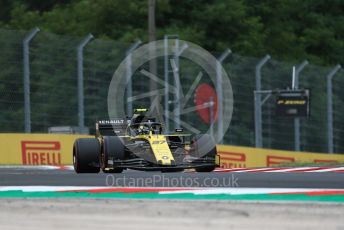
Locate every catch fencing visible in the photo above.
<box><xmin>0</xmin><ymin>28</ymin><xmax>343</xmax><ymax>154</ymax></box>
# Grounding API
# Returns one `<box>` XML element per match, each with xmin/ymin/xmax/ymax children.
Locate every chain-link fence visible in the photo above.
<box><xmin>0</xmin><ymin>28</ymin><xmax>343</xmax><ymax>154</ymax></box>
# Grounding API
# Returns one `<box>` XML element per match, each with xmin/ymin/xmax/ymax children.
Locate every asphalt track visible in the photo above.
<box><xmin>0</xmin><ymin>168</ymin><xmax>343</xmax><ymax>188</ymax></box>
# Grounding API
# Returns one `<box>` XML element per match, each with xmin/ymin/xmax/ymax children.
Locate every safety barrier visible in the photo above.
<box><xmin>217</xmin><ymin>145</ymin><xmax>344</xmax><ymax>168</ymax></box>
<box><xmin>0</xmin><ymin>134</ymin><xmax>86</xmax><ymax>165</ymax></box>
<box><xmin>0</xmin><ymin>134</ymin><xmax>343</xmax><ymax>167</ymax></box>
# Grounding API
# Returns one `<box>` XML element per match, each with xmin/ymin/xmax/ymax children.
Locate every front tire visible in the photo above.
<box><xmin>195</xmin><ymin>166</ymin><xmax>216</xmax><ymax>172</ymax></box>
<box><xmin>73</xmin><ymin>138</ymin><xmax>100</xmax><ymax>173</ymax></box>
<box><xmin>192</xmin><ymin>134</ymin><xmax>217</xmax><ymax>172</ymax></box>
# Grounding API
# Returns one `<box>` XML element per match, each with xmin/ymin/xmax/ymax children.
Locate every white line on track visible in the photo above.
<box><xmin>1</xmin><ymin>186</ymin><xmax>344</xmax><ymax>195</ymax></box>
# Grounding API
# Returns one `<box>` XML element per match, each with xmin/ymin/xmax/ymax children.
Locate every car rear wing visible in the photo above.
<box><xmin>96</xmin><ymin>119</ymin><xmax>129</xmax><ymax>136</ymax></box>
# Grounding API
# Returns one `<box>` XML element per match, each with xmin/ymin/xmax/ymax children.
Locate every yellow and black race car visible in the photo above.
<box><xmin>73</xmin><ymin>108</ymin><xmax>220</xmax><ymax>173</ymax></box>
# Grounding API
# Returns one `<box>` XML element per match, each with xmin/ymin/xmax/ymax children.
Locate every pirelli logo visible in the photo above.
<box><xmin>314</xmin><ymin>159</ymin><xmax>338</xmax><ymax>163</ymax></box>
<box><xmin>266</xmin><ymin>155</ymin><xmax>294</xmax><ymax>166</ymax></box>
<box><xmin>21</xmin><ymin>141</ymin><xmax>61</xmax><ymax>165</ymax></box>
<box><xmin>218</xmin><ymin>151</ymin><xmax>246</xmax><ymax>168</ymax></box>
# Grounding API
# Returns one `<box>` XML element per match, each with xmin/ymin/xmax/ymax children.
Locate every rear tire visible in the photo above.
<box><xmin>101</xmin><ymin>136</ymin><xmax>125</xmax><ymax>173</ymax></box>
<box><xmin>73</xmin><ymin>138</ymin><xmax>100</xmax><ymax>173</ymax></box>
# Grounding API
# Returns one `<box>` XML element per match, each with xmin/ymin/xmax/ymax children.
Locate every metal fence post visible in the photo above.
<box><xmin>164</xmin><ymin>35</ymin><xmax>179</xmax><ymax>132</ymax></box>
<box><xmin>126</xmin><ymin>40</ymin><xmax>142</xmax><ymax>117</ymax></box>
<box><xmin>77</xmin><ymin>34</ymin><xmax>93</xmax><ymax>130</ymax></box>
<box><xmin>23</xmin><ymin>27</ymin><xmax>40</xmax><ymax>133</ymax></box>
<box><xmin>216</xmin><ymin>49</ymin><xmax>231</xmax><ymax>143</ymax></box>
<box><xmin>254</xmin><ymin>55</ymin><xmax>270</xmax><ymax>148</ymax></box>
<box><xmin>326</xmin><ymin>64</ymin><xmax>341</xmax><ymax>153</ymax></box>
<box><xmin>294</xmin><ymin>60</ymin><xmax>308</xmax><ymax>151</ymax></box>
<box><xmin>173</xmin><ymin>38</ymin><xmax>180</xmax><ymax>129</ymax></box>
<box><xmin>164</xmin><ymin>36</ymin><xmax>169</xmax><ymax>133</ymax></box>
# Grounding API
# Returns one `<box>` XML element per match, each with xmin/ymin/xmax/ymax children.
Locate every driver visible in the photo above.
<box><xmin>138</xmin><ymin>125</ymin><xmax>150</xmax><ymax>135</ymax></box>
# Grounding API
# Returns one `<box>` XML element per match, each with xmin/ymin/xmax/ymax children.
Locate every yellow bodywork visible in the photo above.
<box><xmin>132</xmin><ymin>131</ymin><xmax>175</xmax><ymax>165</ymax></box>
<box><xmin>215</xmin><ymin>154</ymin><xmax>220</xmax><ymax>166</ymax></box>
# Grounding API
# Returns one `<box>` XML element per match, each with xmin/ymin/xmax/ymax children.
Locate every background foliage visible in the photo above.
<box><xmin>0</xmin><ymin>0</ymin><xmax>342</xmax><ymax>66</ymax></box>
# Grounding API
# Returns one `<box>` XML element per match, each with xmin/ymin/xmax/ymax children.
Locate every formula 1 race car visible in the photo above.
<box><xmin>73</xmin><ymin>108</ymin><xmax>219</xmax><ymax>173</ymax></box>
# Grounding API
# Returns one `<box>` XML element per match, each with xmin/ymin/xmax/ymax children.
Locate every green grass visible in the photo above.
<box><xmin>0</xmin><ymin>191</ymin><xmax>344</xmax><ymax>202</ymax></box>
